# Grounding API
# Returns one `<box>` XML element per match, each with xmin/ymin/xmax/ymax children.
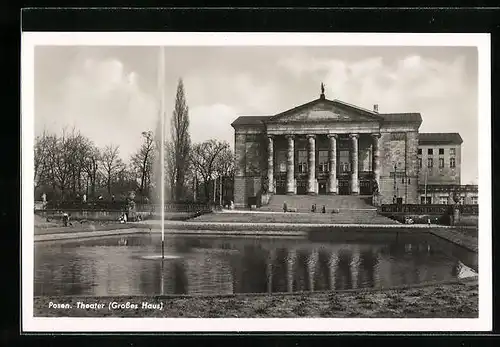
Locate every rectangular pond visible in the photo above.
<box><xmin>34</xmin><ymin>231</ymin><xmax>477</xmax><ymax>297</ymax></box>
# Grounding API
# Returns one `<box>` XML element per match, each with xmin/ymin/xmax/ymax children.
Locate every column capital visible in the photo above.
<box><xmin>306</xmin><ymin>134</ymin><xmax>316</xmax><ymax>139</ymax></box>
<box><xmin>349</xmin><ymin>133</ymin><xmax>359</xmax><ymax>139</ymax></box>
<box><xmin>285</xmin><ymin>134</ymin><xmax>295</xmax><ymax>140</ymax></box>
<box><xmin>267</xmin><ymin>134</ymin><xmax>274</xmax><ymax>139</ymax></box>
<box><xmin>327</xmin><ymin>133</ymin><xmax>338</xmax><ymax>139</ymax></box>
<box><xmin>371</xmin><ymin>133</ymin><xmax>381</xmax><ymax>139</ymax></box>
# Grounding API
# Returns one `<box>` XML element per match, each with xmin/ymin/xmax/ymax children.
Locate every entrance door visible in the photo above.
<box><xmin>338</xmin><ymin>180</ymin><xmax>349</xmax><ymax>195</ymax></box>
<box><xmin>359</xmin><ymin>180</ymin><xmax>372</xmax><ymax>195</ymax></box>
<box><xmin>318</xmin><ymin>180</ymin><xmax>327</xmax><ymax>195</ymax></box>
<box><xmin>275</xmin><ymin>177</ymin><xmax>286</xmax><ymax>195</ymax></box>
<box><xmin>296</xmin><ymin>179</ymin><xmax>307</xmax><ymax>195</ymax></box>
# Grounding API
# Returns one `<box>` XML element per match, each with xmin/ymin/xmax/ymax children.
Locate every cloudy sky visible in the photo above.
<box><xmin>34</xmin><ymin>45</ymin><xmax>478</xmax><ymax>184</ymax></box>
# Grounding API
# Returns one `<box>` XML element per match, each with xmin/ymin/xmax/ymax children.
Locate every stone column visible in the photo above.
<box><xmin>327</xmin><ymin>134</ymin><xmax>338</xmax><ymax>194</ymax></box>
<box><xmin>371</xmin><ymin>133</ymin><xmax>381</xmax><ymax>190</ymax></box>
<box><xmin>350</xmin><ymin>133</ymin><xmax>359</xmax><ymax>195</ymax></box>
<box><xmin>267</xmin><ymin>135</ymin><xmax>274</xmax><ymax>193</ymax></box>
<box><xmin>307</xmin><ymin>134</ymin><xmax>316</xmax><ymax>195</ymax></box>
<box><xmin>286</xmin><ymin>135</ymin><xmax>295</xmax><ymax>195</ymax></box>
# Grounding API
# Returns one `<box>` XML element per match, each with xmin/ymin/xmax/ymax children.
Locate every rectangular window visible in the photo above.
<box><xmin>428</xmin><ymin>148</ymin><xmax>433</xmax><ymax>155</ymax></box>
<box><xmin>471</xmin><ymin>196</ymin><xmax>478</xmax><ymax>204</ymax></box>
<box><xmin>449</xmin><ymin>148</ymin><xmax>456</xmax><ymax>156</ymax></box>
<box><xmin>439</xmin><ymin>158</ymin><xmax>444</xmax><ymax>168</ymax></box>
<box><xmin>277</xmin><ymin>150</ymin><xmax>287</xmax><ymax>173</ymax></box>
<box><xmin>421</xmin><ymin>196</ymin><xmax>431</xmax><ymax>204</ymax></box>
<box><xmin>297</xmin><ymin>150</ymin><xmax>307</xmax><ymax>173</ymax></box>
<box><xmin>318</xmin><ymin>150</ymin><xmax>329</xmax><ymax>173</ymax></box>
<box><xmin>439</xmin><ymin>196</ymin><xmax>448</xmax><ymax>205</ymax></box>
<box><xmin>339</xmin><ymin>150</ymin><xmax>350</xmax><ymax>173</ymax></box>
<box><xmin>427</xmin><ymin>158</ymin><xmax>433</xmax><ymax>168</ymax></box>
<box><xmin>418</xmin><ymin>158</ymin><xmax>422</xmax><ymax>168</ymax></box>
<box><xmin>439</xmin><ymin>148</ymin><xmax>444</xmax><ymax>155</ymax></box>
<box><xmin>450</xmin><ymin>157</ymin><xmax>456</xmax><ymax>168</ymax></box>
<box><xmin>418</xmin><ymin>148</ymin><xmax>422</xmax><ymax>155</ymax></box>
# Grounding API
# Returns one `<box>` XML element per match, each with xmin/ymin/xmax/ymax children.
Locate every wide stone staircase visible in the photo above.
<box><xmin>255</xmin><ymin>194</ymin><xmax>399</xmax><ymax>225</ymax></box>
<box><xmin>261</xmin><ymin>194</ymin><xmax>375</xmax><ymax>212</ymax></box>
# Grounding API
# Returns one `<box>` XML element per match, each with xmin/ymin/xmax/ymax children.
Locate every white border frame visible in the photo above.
<box><xmin>21</xmin><ymin>32</ymin><xmax>492</xmax><ymax>332</ymax></box>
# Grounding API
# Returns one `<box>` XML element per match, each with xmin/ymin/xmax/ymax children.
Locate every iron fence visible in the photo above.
<box><xmin>380</xmin><ymin>204</ymin><xmax>478</xmax><ymax>215</ymax></box>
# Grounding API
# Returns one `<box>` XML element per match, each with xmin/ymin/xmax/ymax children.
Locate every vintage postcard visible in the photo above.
<box><xmin>21</xmin><ymin>32</ymin><xmax>491</xmax><ymax>332</ymax></box>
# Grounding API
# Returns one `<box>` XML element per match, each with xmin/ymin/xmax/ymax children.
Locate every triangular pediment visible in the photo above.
<box><xmin>267</xmin><ymin>98</ymin><xmax>382</xmax><ymax>124</ymax></box>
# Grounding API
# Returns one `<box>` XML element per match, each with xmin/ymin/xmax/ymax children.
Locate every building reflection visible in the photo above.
<box><xmin>34</xmin><ymin>233</ymin><xmax>478</xmax><ymax>297</ymax></box>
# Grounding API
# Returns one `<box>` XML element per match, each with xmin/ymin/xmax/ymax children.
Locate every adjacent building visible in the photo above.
<box><xmin>417</xmin><ymin>133</ymin><xmax>477</xmax><ymax>205</ymax></box>
<box><xmin>231</xmin><ymin>88</ymin><xmax>477</xmax><ymax>208</ymax></box>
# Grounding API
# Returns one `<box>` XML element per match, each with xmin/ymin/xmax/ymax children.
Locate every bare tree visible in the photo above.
<box><xmin>190</xmin><ymin>140</ymin><xmax>230</xmax><ymax>203</ymax></box>
<box><xmin>170</xmin><ymin>78</ymin><xmax>191</xmax><ymax>201</ymax></box>
<box><xmin>100</xmin><ymin>144</ymin><xmax>125</xmax><ymax>197</ymax></box>
<box><xmin>34</xmin><ymin>131</ymin><xmax>53</xmax><ymax>189</ymax></box>
<box><xmin>45</xmin><ymin>129</ymin><xmax>74</xmax><ymax>200</ymax></box>
<box><xmin>214</xmin><ymin>146</ymin><xmax>234</xmax><ymax>205</ymax></box>
<box><xmin>83</xmin><ymin>145</ymin><xmax>100</xmax><ymax>199</ymax></box>
<box><xmin>130</xmin><ymin>131</ymin><xmax>156</xmax><ymax>201</ymax></box>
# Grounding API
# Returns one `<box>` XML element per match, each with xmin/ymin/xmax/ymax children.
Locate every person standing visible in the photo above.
<box><xmin>62</xmin><ymin>212</ymin><xmax>69</xmax><ymax>227</ymax></box>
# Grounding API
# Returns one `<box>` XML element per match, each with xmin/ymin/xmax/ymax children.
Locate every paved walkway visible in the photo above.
<box><xmin>191</xmin><ymin>210</ymin><xmax>399</xmax><ymax>225</ymax></box>
<box><xmin>429</xmin><ymin>228</ymin><xmax>478</xmax><ymax>253</ymax></box>
<box><xmin>143</xmin><ymin>219</ymin><xmax>450</xmax><ymax>230</ymax></box>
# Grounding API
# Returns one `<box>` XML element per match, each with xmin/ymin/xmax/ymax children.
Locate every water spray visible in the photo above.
<box><xmin>159</xmin><ymin>45</ymin><xmax>166</xmax><ymax>261</ymax></box>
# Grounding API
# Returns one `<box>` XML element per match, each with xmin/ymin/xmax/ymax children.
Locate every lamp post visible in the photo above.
<box><xmin>404</xmin><ymin>171</ymin><xmax>409</xmax><ymax>204</ymax></box>
<box><xmin>393</xmin><ymin>163</ymin><xmax>397</xmax><ymax>202</ymax></box>
<box><xmin>424</xmin><ymin>168</ymin><xmax>428</xmax><ymax>204</ymax></box>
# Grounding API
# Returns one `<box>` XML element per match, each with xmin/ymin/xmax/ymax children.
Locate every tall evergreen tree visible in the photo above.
<box><xmin>171</xmin><ymin>78</ymin><xmax>191</xmax><ymax>201</ymax></box>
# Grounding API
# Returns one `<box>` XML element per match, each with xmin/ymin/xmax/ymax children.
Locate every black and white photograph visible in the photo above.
<box><xmin>21</xmin><ymin>32</ymin><xmax>491</xmax><ymax>332</ymax></box>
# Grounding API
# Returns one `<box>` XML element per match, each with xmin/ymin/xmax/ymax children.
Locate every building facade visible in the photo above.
<box><xmin>231</xmin><ymin>89</ymin><xmax>476</xmax><ymax>208</ymax></box>
<box><xmin>416</xmin><ymin>133</ymin><xmax>477</xmax><ymax>205</ymax></box>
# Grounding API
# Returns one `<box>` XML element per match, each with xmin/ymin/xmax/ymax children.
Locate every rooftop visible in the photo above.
<box><xmin>418</xmin><ymin>133</ymin><xmax>463</xmax><ymax>145</ymax></box>
<box><xmin>231</xmin><ymin>116</ymin><xmax>270</xmax><ymax>127</ymax></box>
<box><xmin>230</xmin><ymin>112</ymin><xmax>423</xmax><ymax>127</ymax></box>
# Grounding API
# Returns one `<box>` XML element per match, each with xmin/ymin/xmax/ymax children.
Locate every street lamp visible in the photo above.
<box><xmin>393</xmin><ymin>163</ymin><xmax>397</xmax><ymax>203</ymax></box>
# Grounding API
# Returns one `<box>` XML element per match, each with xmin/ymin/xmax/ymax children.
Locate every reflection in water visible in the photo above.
<box><xmin>34</xmin><ymin>232</ymin><xmax>478</xmax><ymax>297</ymax></box>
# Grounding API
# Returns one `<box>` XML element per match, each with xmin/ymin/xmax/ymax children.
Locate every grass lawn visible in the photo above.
<box><xmin>34</xmin><ymin>279</ymin><xmax>477</xmax><ymax>318</ymax></box>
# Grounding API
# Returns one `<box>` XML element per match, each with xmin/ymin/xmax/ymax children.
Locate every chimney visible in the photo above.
<box><xmin>373</xmin><ymin>104</ymin><xmax>379</xmax><ymax>113</ymax></box>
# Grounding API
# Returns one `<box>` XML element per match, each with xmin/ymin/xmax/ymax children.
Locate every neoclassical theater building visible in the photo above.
<box><xmin>231</xmin><ymin>87</ymin><xmax>476</xmax><ymax>208</ymax></box>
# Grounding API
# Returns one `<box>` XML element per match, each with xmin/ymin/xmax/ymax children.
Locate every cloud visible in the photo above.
<box><xmin>188</xmin><ymin>103</ymin><xmax>238</xmax><ymax>147</ymax></box>
<box><xmin>37</xmin><ymin>58</ymin><xmax>158</xmax><ymax>160</ymax></box>
<box><xmin>183</xmin><ymin>71</ymin><xmax>281</xmax><ymax>114</ymax></box>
